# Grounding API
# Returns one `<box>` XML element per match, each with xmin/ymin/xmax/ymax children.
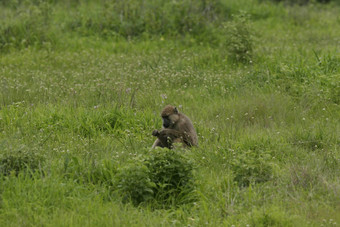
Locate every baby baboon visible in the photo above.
<box><xmin>152</xmin><ymin>128</ymin><xmax>184</xmax><ymax>149</ymax></box>
<box><xmin>152</xmin><ymin>105</ymin><xmax>198</xmax><ymax>149</ymax></box>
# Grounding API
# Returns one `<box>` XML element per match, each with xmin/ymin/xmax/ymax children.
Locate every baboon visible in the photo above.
<box><xmin>152</xmin><ymin>128</ymin><xmax>184</xmax><ymax>149</ymax></box>
<box><xmin>152</xmin><ymin>105</ymin><xmax>198</xmax><ymax>149</ymax></box>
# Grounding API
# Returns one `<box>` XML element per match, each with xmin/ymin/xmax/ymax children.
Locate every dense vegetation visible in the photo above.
<box><xmin>0</xmin><ymin>0</ymin><xmax>339</xmax><ymax>226</ymax></box>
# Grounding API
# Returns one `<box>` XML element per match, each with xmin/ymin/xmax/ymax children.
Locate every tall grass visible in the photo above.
<box><xmin>0</xmin><ymin>0</ymin><xmax>339</xmax><ymax>226</ymax></box>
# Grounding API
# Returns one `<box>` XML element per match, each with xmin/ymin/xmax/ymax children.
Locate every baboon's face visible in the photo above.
<box><xmin>162</xmin><ymin>114</ymin><xmax>179</xmax><ymax>128</ymax></box>
<box><xmin>162</xmin><ymin>116</ymin><xmax>171</xmax><ymax>128</ymax></box>
<box><xmin>161</xmin><ymin>105</ymin><xmax>179</xmax><ymax>128</ymax></box>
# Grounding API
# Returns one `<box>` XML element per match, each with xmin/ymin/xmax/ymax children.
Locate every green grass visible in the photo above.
<box><xmin>0</xmin><ymin>0</ymin><xmax>340</xmax><ymax>226</ymax></box>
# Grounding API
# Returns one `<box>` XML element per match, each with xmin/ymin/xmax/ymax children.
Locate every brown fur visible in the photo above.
<box><xmin>152</xmin><ymin>129</ymin><xmax>185</xmax><ymax>149</ymax></box>
<box><xmin>152</xmin><ymin>105</ymin><xmax>198</xmax><ymax>149</ymax></box>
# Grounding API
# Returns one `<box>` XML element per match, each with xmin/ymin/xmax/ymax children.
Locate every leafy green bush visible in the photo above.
<box><xmin>114</xmin><ymin>149</ymin><xmax>195</xmax><ymax>206</ymax></box>
<box><xmin>145</xmin><ymin>149</ymin><xmax>195</xmax><ymax>205</ymax></box>
<box><xmin>223</xmin><ymin>12</ymin><xmax>254</xmax><ymax>63</ymax></box>
<box><xmin>62</xmin><ymin>155</ymin><xmax>156</xmax><ymax>205</ymax></box>
<box><xmin>0</xmin><ymin>147</ymin><xmax>44</xmax><ymax>176</ymax></box>
<box><xmin>115</xmin><ymin>162</ymin><xmax>156</xmax><ymax>206</ymax></box>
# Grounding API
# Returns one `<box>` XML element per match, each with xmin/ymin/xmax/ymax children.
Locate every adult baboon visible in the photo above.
<box><xmin>152</xmin><ymin>105</ymin><xmax>198</xmax><ymax>149</ymax></box>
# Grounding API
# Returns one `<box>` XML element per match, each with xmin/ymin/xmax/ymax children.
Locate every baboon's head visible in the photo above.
<box><xmin>161</xmin><ymin>105</ymin><xmax>179</xmax><ymax>128</ymax></box>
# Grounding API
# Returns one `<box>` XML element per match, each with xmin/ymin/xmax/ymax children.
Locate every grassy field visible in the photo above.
<box><xmin>0</xmin><ymin>0</ymin><xmax>339</xmax><ymax>226</ymax></box>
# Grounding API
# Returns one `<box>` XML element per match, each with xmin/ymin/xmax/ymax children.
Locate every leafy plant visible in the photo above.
<box><xmin>145</xmin><ymin>149</ymin><xmax>196</xmax><ymax>205</ymax></box>
<box><xmin>115</xmin><ymin>162</ymin><xmax>156</xmax><ymax>206</ymax></box>
<box><xmin>113</xmin><ymin>149</ymin><xmax>196</xmax><ymax>207</ymax></box>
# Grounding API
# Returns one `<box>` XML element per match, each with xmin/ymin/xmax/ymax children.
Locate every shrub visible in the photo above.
<box><xmin>223</xmin><ymin>12</ymin><xmax>254</xmax><ymax>64</ymax></box>
<box><xmin>114</xmin><ymin>149</ymin><xmax>195</xmax><ymax>207</ymax></box>
<box><xmin>145</xmin><ymin>149</ymin><xmax>195</xmax><ymax>205</ymax></box>
<box><xmin>115</xmin><ymin>162</ymin><xmax>156</xmax><ymax>206</ymax></box>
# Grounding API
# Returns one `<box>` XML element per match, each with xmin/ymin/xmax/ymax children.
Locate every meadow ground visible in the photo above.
<box><xmin>0</xmin><ymin>0</ymin><xmax>339</xmax><ymax>226</ymax></box>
